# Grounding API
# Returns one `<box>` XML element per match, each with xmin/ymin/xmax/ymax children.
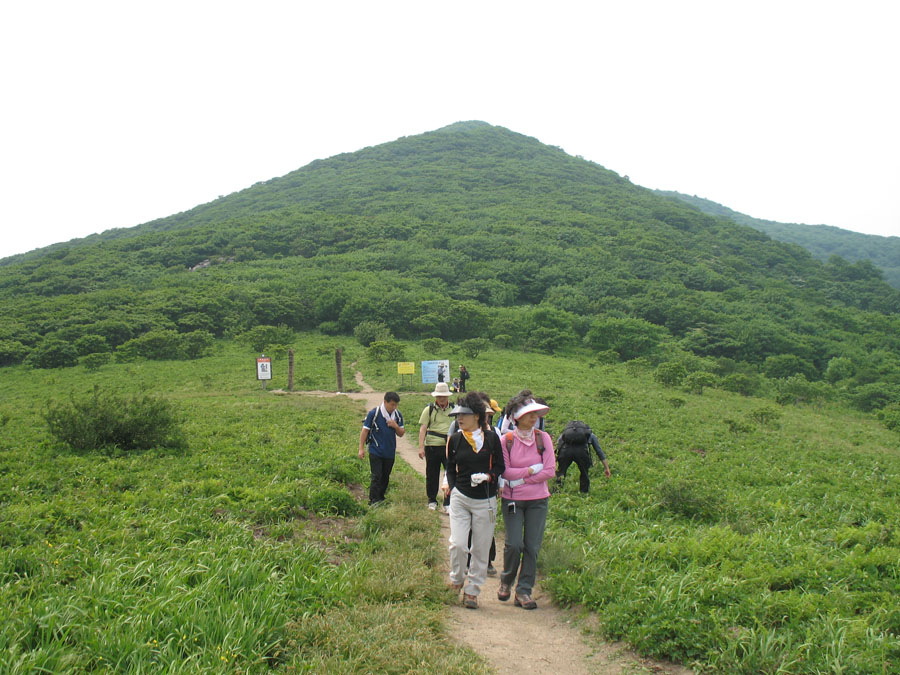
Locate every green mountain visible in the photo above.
<box><xmin>2</xmin><ymin>121</ymin><xmax>899</xmax><ymax>409</ymax></box>
<box><xmin>656</xmin><ymin>190</ymin><xmax>900</xmax><ymax>289</ymax></box>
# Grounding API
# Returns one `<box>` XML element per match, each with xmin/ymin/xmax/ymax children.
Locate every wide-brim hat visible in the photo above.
<box><xmin>431</xmin><ymin>382</ymin><xmax>452</xmax><ymax>397</ymax></box>
<box><xmin>513</xmin><ymin>399</ymin><xmax>550</xmax><ymax>420</ymax></box>
<box><xmin>448</xmin><ymin>405</ymin><xmax>474</xmax><ymax>417</ymax></box>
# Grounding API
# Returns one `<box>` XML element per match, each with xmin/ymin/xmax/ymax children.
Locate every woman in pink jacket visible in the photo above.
<box><xmin>497</xmin><ymin>393</ymin><xmax>554</xmax><ymax>609</ymax></box>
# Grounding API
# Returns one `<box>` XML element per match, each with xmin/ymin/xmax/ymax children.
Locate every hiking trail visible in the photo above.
<box><xmin>279</xmin><ymin>372</ymin><xmax>693</xmax><ymax>674</ymax></box>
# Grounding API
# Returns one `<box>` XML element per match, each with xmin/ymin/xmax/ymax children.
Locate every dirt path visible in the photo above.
<box><xmin>279</xmin><ymin>374</ymin><xmax>692</xmax><ymax>675</ymax></box>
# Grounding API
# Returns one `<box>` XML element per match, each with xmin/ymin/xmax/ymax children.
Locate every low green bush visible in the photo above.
<box><xmin>44</xmin><ymin>387</ymin><xmax>186</xmax><ymax>453</ymax></box>
<box><xmin>658</xmin><ymin>479</ymin><xmax>720</xmax><ymax>521</ymax></box>
<box><xmin>306</xmin><ymin>486</ymin><xmax>363</xmax><ymax>516</ymax></box>
<box><xmin>354</xmin><ymin>321</ymin><xmax>392</xmax><ymax>347</ymax></box>
<box><xmin>877</xmin><ymin>402</ymin><xmax>900</xmax><ymax>432</ymax></box>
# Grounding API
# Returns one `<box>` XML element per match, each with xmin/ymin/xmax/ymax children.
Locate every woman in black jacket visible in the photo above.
<box><xmin>446</xmin><ymin>392</ymin><xmax>504</xmax><ymax>609</ymax></box>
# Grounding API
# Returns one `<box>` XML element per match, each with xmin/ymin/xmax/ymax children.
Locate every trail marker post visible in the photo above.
<box><xmin>288</xmin><ymin>349</ymin><xmax>295</xmax><ymax>391</ymax></box>
<box><xmin>336</xmin><ymin>348</ymin><xmax>343</xmax><ymax>393</ymax></box>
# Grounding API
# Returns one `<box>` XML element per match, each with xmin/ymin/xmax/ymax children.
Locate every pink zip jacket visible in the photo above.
<box><xmin>500</xmin><ymin>430</ymin><xmax>555</xmax><ymax>501</ymax></box>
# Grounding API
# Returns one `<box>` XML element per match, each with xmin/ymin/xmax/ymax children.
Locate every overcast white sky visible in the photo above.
<box><xmin>1</xmin><ymin>1</ymin><xmax>898</xmax><ymax>259</ymax></box>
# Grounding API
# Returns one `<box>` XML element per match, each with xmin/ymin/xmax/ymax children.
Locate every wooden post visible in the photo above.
<box><xmin>288</xmin><ymin>349</ymin><xmax>295</xmax><ymax>391</ymax></box>
<box><xmin>336</xmin><ymin>348</ymin><xmax>343</xmax><ymax>392</ymax></box>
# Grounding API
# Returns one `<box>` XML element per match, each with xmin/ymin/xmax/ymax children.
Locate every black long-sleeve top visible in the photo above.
<box><xmin>446</xmin><ymin>429</ymin><xmax>504</xmax><ymax>499</ymax></box>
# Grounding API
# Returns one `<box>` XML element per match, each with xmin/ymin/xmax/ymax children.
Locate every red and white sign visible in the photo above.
<box><xmin>256</xmin><ymin>357</ymin><xmax>272</xmax><ymax>380</ymax></box>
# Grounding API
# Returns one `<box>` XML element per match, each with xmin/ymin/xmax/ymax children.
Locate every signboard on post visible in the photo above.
<box><xmin>256</xmin><ymin>356</ymin><xmax>272</xmax><ymax>380</ymax></box>
<box><xmin>397</xmin><ymin>361</ymin><xmax>415</xmax><ymax>388</ymax></box>
<box><xmin>421</xmin><ymin>359</ymin><xmax>450</xmax><ymax>384</ymax></box>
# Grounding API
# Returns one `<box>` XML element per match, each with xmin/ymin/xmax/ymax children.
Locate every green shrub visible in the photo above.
<box><xmin>0</xmin><ymin>339</ymin><xmax>28</xmax><ymax>366</ymax></box>
<box><xmin>825</xmin><ymin>356</ymin><xmax>855</xmax><ymax>384</ymax></box>
<box><xmin>624</xmin><ymin>357</ymin><xmax>652</xmax><ymax>376</ymax></box>
<box><xmin>26</xmin><ymin>338</ymin><xmax>79</xmax><ymax>369</ymax></box>
<box><xmin>238</xmin><ymin>325</ymin><xmax>296</xmax><ymax>353</ymax></box>
<box><xmin>724</xmin><ymin>417</ymin><xmax>755</xmax><ymax>434</ymax></box>
<box><xmin>659</xmin><ymin>479</ymin><xmax>720</xmax><ymax>521</ymax></box>
<box><xmin>73</xmin><ymin>334</ymin><xmax>109</xmax><ymax>356</ymax></box>
<box><xmin>763</xmin><ymin>354</ymin><xmax>818</xmax><ymax>380</ymax></box>
<box><xmin>81</xmin><ymin>352</ymin><xmax>110</xmax><ymax>372</ymax></box>
<box><xmin>461</xmin><ymin>337</ymin><xmax>489</xmax><ymax>358</ymax></box>
<box><xmin>593</xmin><ymin>349</ymin><xmax>620</xmax><ymax>365</ymax></box>
<box><xmin>683</xmin><ymin>371</ymin><xmax>716</xmax><ymax>395</ymax></box>
<box><xmin>322</xmin><ymin>457</ymin><xmax>364</xmax><ymax>484</ymax></box>
<box><xmin>748</xmin><ymin>405</ymin><xmax>782</xmax><ymax>427</ymax></box>
<box><xmin>596</xmin><ymin>386</ymin><xmax>625</xmax><ymax>402</ymax></box>
<box><xmin>318</xmin><ymin>321</ymin><xmax>342</xmax><ymax>336</ymax></box>
<box><xmin>525</xmin><ymin>327</ymin><xmax>572</xmax><ymax>354</ymax></box>
<box><xmin>774</xmin><ymin>374</ymin><xmax>831</xmax><ymax>406</ymax></box>
<box><xmin>354</xmin><ymin>321</ymin><xmax>393</xmax><ymax>347</ymax></box>
<box><xmin>877</xmin><ymin>402</ymin><xmax>900</xmax><ymax>433</ymax></box>
<box><xmin>849</xmin><ymin>383</ymin><xmax>900</xmax><ymax>413</ymax></box>
<box><xmin>181</xmin><ymin>330</ymin><xmax>215</xmax><ymax>359</ymax></box>
<box><xmin>720</xmin><ymin>372</ymin><xmax>763</xmax><ymax>397</ymax></box>
<box><xmin>306</xmin><ymin>486</ymin><xmax>363</xmax><ymax>516</ymax></box>
<box><xmin>421</xmin><ymin>337</ymin><xmax>445</xmax><ymax>355</ymax></box>
<box><xmin>367</xmin><ymin>340</ymin><xmax>405</xmax><ymax>362</ymax></box>
<box><xmin>493</xmin><ymin>334</ymin><xmax>514</xmax><ymax>349</ymax></box>
<box><xmin>44</xmin><ymin>387</ymin><xmax>186</xmax><ymax>453</ymax></box>
<box><xmin>118</xmin><ymin>329</ymin><xmax>183</xmax><ymax>361</ymax></box>
<box><xmin>654</xmin><ymin>361</ymin><xmax>688</xmax><ymax>387</ymax></box>
<box><xmin>584</xmin><ymin>317</ymin><xmax>666</xmax><ymax>360</ymax></box>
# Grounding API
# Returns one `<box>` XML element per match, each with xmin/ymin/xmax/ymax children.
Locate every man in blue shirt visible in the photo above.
<box><xmin>358</xmin><ymin>391</ymin><xmax>405</xmax><ymax>505</ymax></box>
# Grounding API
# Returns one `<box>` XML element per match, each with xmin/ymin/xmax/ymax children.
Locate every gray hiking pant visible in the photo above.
<box><xmin>501</xmin><ymin>497</ymin><xmax>548</xmax><ymax>595</ymax></box>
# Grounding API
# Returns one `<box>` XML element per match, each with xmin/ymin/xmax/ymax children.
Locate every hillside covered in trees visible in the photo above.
<box><xmin>656</xmin><ymin>190</ymin><xmax>900</xmax><ymax>289</ymax></box>
<box><xmin>2</xmin><ymin>121</ymin><xmax>899</xmax><ymax>413</ymax></box>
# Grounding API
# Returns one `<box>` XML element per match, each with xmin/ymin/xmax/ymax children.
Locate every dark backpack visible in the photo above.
<box><xmin>561</xmin><ymin>421</ymin><xmax>591</xmax><ymax>448</ymax></box>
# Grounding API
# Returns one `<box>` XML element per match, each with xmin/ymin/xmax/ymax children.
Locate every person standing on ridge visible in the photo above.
<box><xmin>458</xmin><ymin>365</ymin><xmax>470</xmax><ymax>392</ymax></box>
<box><xmin>358</xmin><ymin>392</ymin><xmax>405</xmax><ymax>506</ymax></box>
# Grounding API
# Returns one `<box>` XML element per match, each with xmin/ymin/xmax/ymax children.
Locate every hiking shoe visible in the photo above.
<box><xmin>497</xmin><ymin>582</ymin><xmax>511</xmax><ymax>601</ymax></box>
<box><xmin>447</xmin><ymin>582</ymin><xmax>463</xmax><ymax>593</ymax></box>
<box><xmin>442</xmin><ymin>504</ymin><xmax>450</xmax><ymax>515</ymax></box>
<box><xmin>463</xmin><ymin>593</ymin><xmax>478</xmax><ymax>609</ymax></box>
<box><xmin>486</xmin><ymin>563</ymin><xmax>497</xmax><ymax>577</ymax></box>
<box><xmin>514</xmin><ymin>593</ymin><xmax>537</xmax><ymax>609</ymax></box>
<box><xmin>428</xmin><ymin>502</ymin><xmax>437</xmax><ymax>511</ymax></box>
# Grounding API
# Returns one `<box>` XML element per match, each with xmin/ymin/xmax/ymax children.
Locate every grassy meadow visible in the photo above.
<box><xmin>0</xmin><ymin>335</ymin><xmax>485</xmax><ymax>673</ymax></box>
<box><xmin>360</xmin><ymin>342</ymin><xmax>900</xmax><ymax>674</ymax></box>
<box><xmin>3</xmin><ymin>333</ymin><xmax>900</xmax><ymax>673</ymax></box>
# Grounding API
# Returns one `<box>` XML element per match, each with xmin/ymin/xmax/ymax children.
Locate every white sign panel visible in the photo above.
<box><xmin>256</xmin><ymin>357</ymin><xmax>272</xmax><ymax>380</ymax></box>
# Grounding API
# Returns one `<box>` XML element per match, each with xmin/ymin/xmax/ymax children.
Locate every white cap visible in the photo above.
<box><xmin>513</xmin><ymin>399</ymin><xmax>549</xmax><ymax>420</ymax></box>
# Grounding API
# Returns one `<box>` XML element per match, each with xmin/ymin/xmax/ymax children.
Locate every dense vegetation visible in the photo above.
<box><xmin>657</xmin><ymin>190</ymin><xmax>900</xmax><ymax>290</ymax></box>
<box><xmin>361</xmin><ymin>340</ymin><xmax>900</xmax><ymax>673</ymax></box>
<box><xmin>3</xmin><ymin>329</ymin><xmax>900</xmax><ymax>670</ymax></box>
<box><xmin>0</xmin><ymin>336</ymin><xmax>485</xmax><ymax>673</ymax></box>
<box><xmin>2</xmin><ymin>122</ymin><xmax>899</xmax><ymax>425</ymax></box>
